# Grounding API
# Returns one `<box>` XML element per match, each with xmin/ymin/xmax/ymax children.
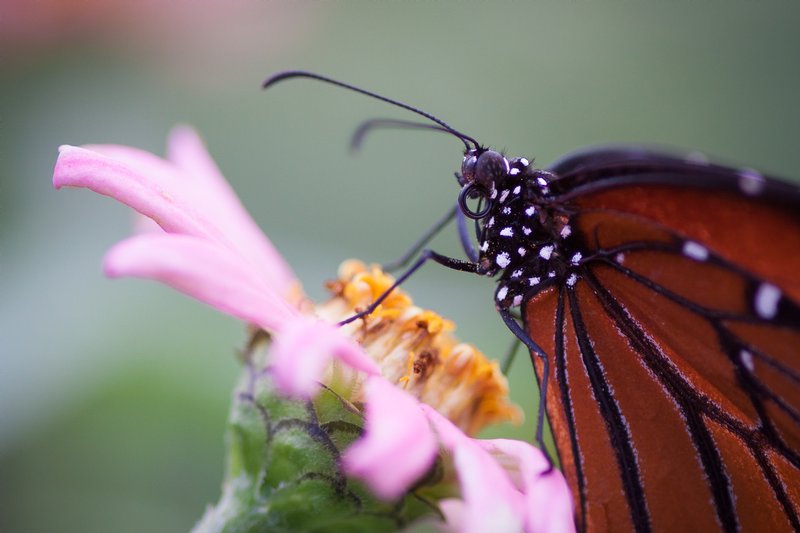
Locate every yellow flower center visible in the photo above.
<box><xmin>315</xmin><ymin>260</ymin><xmax>522</xmax><ymax>436</ymax></box>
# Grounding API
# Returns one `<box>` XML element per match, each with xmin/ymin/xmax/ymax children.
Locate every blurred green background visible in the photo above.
<box><xmin>2</xmin><ymin>2</ymin><xmax>799</xmax><ymax>531</ymax></box>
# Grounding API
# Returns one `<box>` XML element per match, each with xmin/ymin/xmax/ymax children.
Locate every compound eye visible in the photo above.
<box><xmin>474</xmin><ymin>151</ymin><xmax>509</xmax><ymax>189</ymax></box>
<box><xmin>461</xmin><ymin>154</ymin><xmax>477</xmax><ymax>184</ymax></box>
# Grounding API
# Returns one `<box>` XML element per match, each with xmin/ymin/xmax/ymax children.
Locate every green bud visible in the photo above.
<box><xmin>194</xmin><ymin>334</ymin><xmax>444</xmax><ymax>533</ymax></box>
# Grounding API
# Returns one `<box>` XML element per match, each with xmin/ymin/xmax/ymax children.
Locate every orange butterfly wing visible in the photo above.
<box><xmin>525</xmin><ymin>152</ymin><xmax>800</xmax><ymax>532</ymax></box>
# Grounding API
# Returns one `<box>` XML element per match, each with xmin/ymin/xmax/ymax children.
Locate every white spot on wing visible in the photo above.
<box><xmin>529</xmin><ymin>277</ymin><xmax>540</xmax><ymax>286</ymax></box>
<box><xmin>754</xmin><ymin>283</ymin><xmax>781</xmax><ymax>319</ymax></box>
<box><xmin>548</xmin><ymin>271</ymin><xmax>556</xmax><ymax>278</ymax></box>
<box><xmin>518</xmin><ymin>247</ymin><xmax>527</xmax><ymax>256</ymax></box>
<box><xmin>560</xmin><ymin>225</ymin><xmax>572</xmax><ymax>238</ymax></box>
<box><xmin>616</xmin><ymin>252</ymin><xmax>625</xmax><ymax>264</ymax></box>
<box><xmin>571</xmin><ymin>252</ymin><xmax>582</xmax><ymax>264</ymax></box>
<box><xmin>499</xmin><ymin>190</ymin><xmax>510</xmax><ymax>203</ymax></box>
<box><xmin>740</xmin><ymin>349</ymin><xmax>755</xmax><ymax>372</ymax></box>
<box><xmin>539</xmin><ymin>245</ymin><xmax>554</xmax><ymax>260</ymax></box>
<box><xmin>500</xmin><ymin>227</ymin><xmax>514</xmax><ymax>237</ymax></box>
<box><xmin>511</xmin><ymin>269</ymin><xmax>522</xmax><ymax>278</ymax></box>
<box><xmin>682</xmin><ymin>241</ymin><xmax>709</xmax><ymax>261</ymax></box>
<box><xmin>513</xmin><ymin>185</ymin><xmax>521</xmax><ymax>195</ymax></box>
<box><xmin>566</xmin><ymin>273</ymin><xmax>578</xmax><ymax>287</ymax></box>
<box><xmin>487</xmin><ymin>217</ymin><xmax>495</xmax><ymax>228</ymax></box>
<box><xmin>497</xmin><ymin>286</ymin><xmax>508</xmax><ymax>300</ymax></box>
<box><xmin>739</xmin><ymin>168</ymin><xmax>765</xmax><ymax>196</ymax></box>
<box><xmin>512</xmin><ymin>295</ymin><xmax>522</xmax><ymax>307</ymax></box>
<box><xmin>480</xmin><ymin>241</ymin><xmax>489</xmax><ymax>252</ymax></box>
<box><xmin>502</xmin><ymin>207</ymin><xmax>511</xmax><ymax>215</ymax></box>
<box><xmin>490</xmin><ymin>189</ymin><xmax>498</xmax><ymax>199</ymax></box>
<box><xmin>525</xmin><ymin>206</ymin><xmax>536</xmax><ymax>217</ymax></box>
<box><xmin>503</xmin><ymin>158</ymin><xmax>510</xmax><ymax>174</ymax></box>
<box><xmin>522</xmin><ymin>226</ymin><xmax>532</xmax><ymax>235</ymax></box>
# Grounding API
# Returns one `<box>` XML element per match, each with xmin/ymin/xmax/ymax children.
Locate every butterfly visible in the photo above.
<box><xmin>263</xmin><ymin>71</ymin><xmax>800</xmax><ymax>532</ymax></box>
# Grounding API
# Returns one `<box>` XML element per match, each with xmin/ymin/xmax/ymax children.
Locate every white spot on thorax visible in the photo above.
<box><xmin>738</xmin><ymin>168</ymin><xmax>765</xmax><ymax>196</ymax></box>
<box><xmin>487</xmin><ymin>217</ymin><xmax>495</xmax><ymax>228</ymax></box>
<box><xmin>497</xmin><ymin>286</ymin><xmax>508</xmax><ymax>300</ymax></box>
<box><xmin>754</xmin><ymin>283</ymin><xmax>781</xmax><ymax>319</ymax></box>
<box><xmin>682</xmin><ymin>241</ymin><xmax>709</xmax><ymax>261</ymax></box>
<box><xmin>525</xmin><ymin>206</ymin><xmax>536</xmax><ymax>217</ymax></box>
<box><xmin>490</xmin><ymin>189</ymin><xmax>498</xmax><ymax>199</ymax></box>
<box><xmin>509</xmin><ymin>168</ymin><xmax>520</xmax><ymax>176</ymax></box>
<box><xmin>566</xmin><ymin>273</ymin><xmax>578</xmax><ymax>287</ymax></box>
<box><xmin>571</xmin><ymin>252</ymin><xmax>582</xmax><ymax>264</ymax></box>
<box><xmin>560</xmin><ymin>225</ymin><xmax>572</xmax><ymax>238</ymax></box>
<box><xmin>739</xmin><ymin>349</ymin><xmax>755</xmax><ymax>372</ymax></box>
<box><xmin>539</xmin><ymin>245</ymin><xmax>554</xmax><ymax>260</ymax></box>
<box><xmin>500</xmin><ymin>227</ymin><xmax>514</xmax><ymax>237</ymax></box>
<box><xmin>496</xmin><ymin>252</ymin><xmax>511</xmax><ymax>268</ymax></box>
<box><xmin>503</xmin><ymin>158</ymin><xmax>510</xmax><ymax>174</ymax></box>
<box><xmin>520</xmin><ymin>158</ymin><xmax>530</xmax><ymax>167</ymax></box>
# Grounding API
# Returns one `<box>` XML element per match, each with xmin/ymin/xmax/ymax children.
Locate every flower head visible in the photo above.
<box><xmin>53</xmin><ymin>126</ymin><xmax>573</xmax><ymax>532</ymax></box>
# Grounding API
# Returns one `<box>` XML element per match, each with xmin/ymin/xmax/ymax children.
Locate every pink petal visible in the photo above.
<box><xmin>53</xmin><ymin>137</ymin><xmax>296</xmax><ymax>296</ymax></box>
<box><xmin>103</xmin><ymin>233</ymin><xmax>299</xmax><ymax>331</ymax></box>
<box><xmin>54</xmin><ymin>145</ymin><xmax>230</xmax><ymax>243</ymax></box>
<box><xmin>342</xmin><ymin>377</ymin><xmax>438</xmax><ymax>500</ymax></box>
<box><xmin>421</xmin><ymin>405</ymin><xmax>525</xmax><ymax>533</ymax></box>
<box><xmin>165</xmin><ymin>126</ymin><xmax>296</xmax><ymax>292</ymax></box>
<box><xmin>479</xmin><ymin>440</ymin><xmax>575</xmax><ymax>533</ymax></box>
<box><xmin>269</xmin><ymin>316</ymin><xmax>379</xmax><ymax>398</ymax></box>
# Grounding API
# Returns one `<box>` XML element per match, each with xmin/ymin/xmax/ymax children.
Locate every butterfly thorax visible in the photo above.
<box><xmin>459</xmin><ymin>149</ymin><xmax>580</xmax><ymax>309</ymax></box>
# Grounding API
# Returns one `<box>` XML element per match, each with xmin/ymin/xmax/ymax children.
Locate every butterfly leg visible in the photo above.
<box><xmin>382</xmin><ymin>205</ymin><xmax>457</xmax><ymax>272</ymax></box>
<box><xmin>498</xmin><ymin>306</ymin><xmax>553</xmax><ymax>466</ymax></box>
<box><xmin>500</xmin><ymin>337</ymin><xmax>522</xmax><ymax>375</ymax></box>
<box><xmin>340</xmin><ymin>249</ymin><xmax>483</xmax><ymax>326</ymax></box>
<box><xmin>456</xmin><ymin>204</ymin><xmax>479</xmax><ymax>262</ymax></box>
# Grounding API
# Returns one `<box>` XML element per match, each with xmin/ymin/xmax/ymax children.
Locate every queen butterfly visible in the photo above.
<box><xmin>263</xmin><ymin>71</ymin><xmax>800</xmax><ymax>531</ymax></box>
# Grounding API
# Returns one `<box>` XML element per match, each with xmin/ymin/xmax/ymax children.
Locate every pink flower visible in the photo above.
<box><xmin>344</xmin><ymin>378</ymin><xmax>574</xmax><ymax>532</ymax></box>
<box><xmin>53</xmin><ymin>125</ymin><xmax>379</xmax><ymax>395</ymax></box>
<box><xmin>342</xmin><ymin>376</ymin><xmax>439</xmax><ymax>500</ymax></box>
<box><xmin>53</xmin><ymin>126</ymin><xmax>574</xmax><ymax>531</ymax></box>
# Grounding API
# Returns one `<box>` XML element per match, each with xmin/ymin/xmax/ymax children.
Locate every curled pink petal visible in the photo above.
<box><xmin>53</xmin><ymin>138</ymin><xmax>296</xmax><ymax>296</ymax></box>
<box><xmin>104</xmin><ymin>233</ymin><xmax>299</xmax><ymax>331</ymax></box>
<box><xmin>422</xmin><ymin>405</ymin><xmax>525</xmax><ymax>533</ymax></box>
<box><xmin>479</xmin><ymin>440</ymin><xmax>575</xmax><ymax>533</ymax></box>
<box><xmin>269</xmin><ymin>316</ymin><xmax>379</xmax><ymax>398</ymax></box>
<box><xmin>54</xmin><ymin>145</ymin><xmax>227</xmax><ymax>241</ymax></box>
<box><xmin>164</xmin><ymin>126</ymin><xmax>297</xmax><ymax>292</ymax></box>
<box><xmin>342</xmin><ymin>377</ymin><xmax>438</xmax><ymax>500</ymax></box>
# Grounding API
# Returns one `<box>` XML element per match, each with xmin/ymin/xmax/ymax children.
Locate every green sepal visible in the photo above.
<box><xmin>193</xmin><ymin>335</ymin><xmax>443</xmax><ymax>533</ymax></box>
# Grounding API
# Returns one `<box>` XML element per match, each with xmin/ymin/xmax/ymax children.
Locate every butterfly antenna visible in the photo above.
<box><xmin>263</xmin><ymin>70</ymin><xmax>481</xmax><ymax>152</ymax></box>
<box><xmin>350</xmin><ymin>118</ymin><xmax>458</xmax><ymax>153</ymax></box>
